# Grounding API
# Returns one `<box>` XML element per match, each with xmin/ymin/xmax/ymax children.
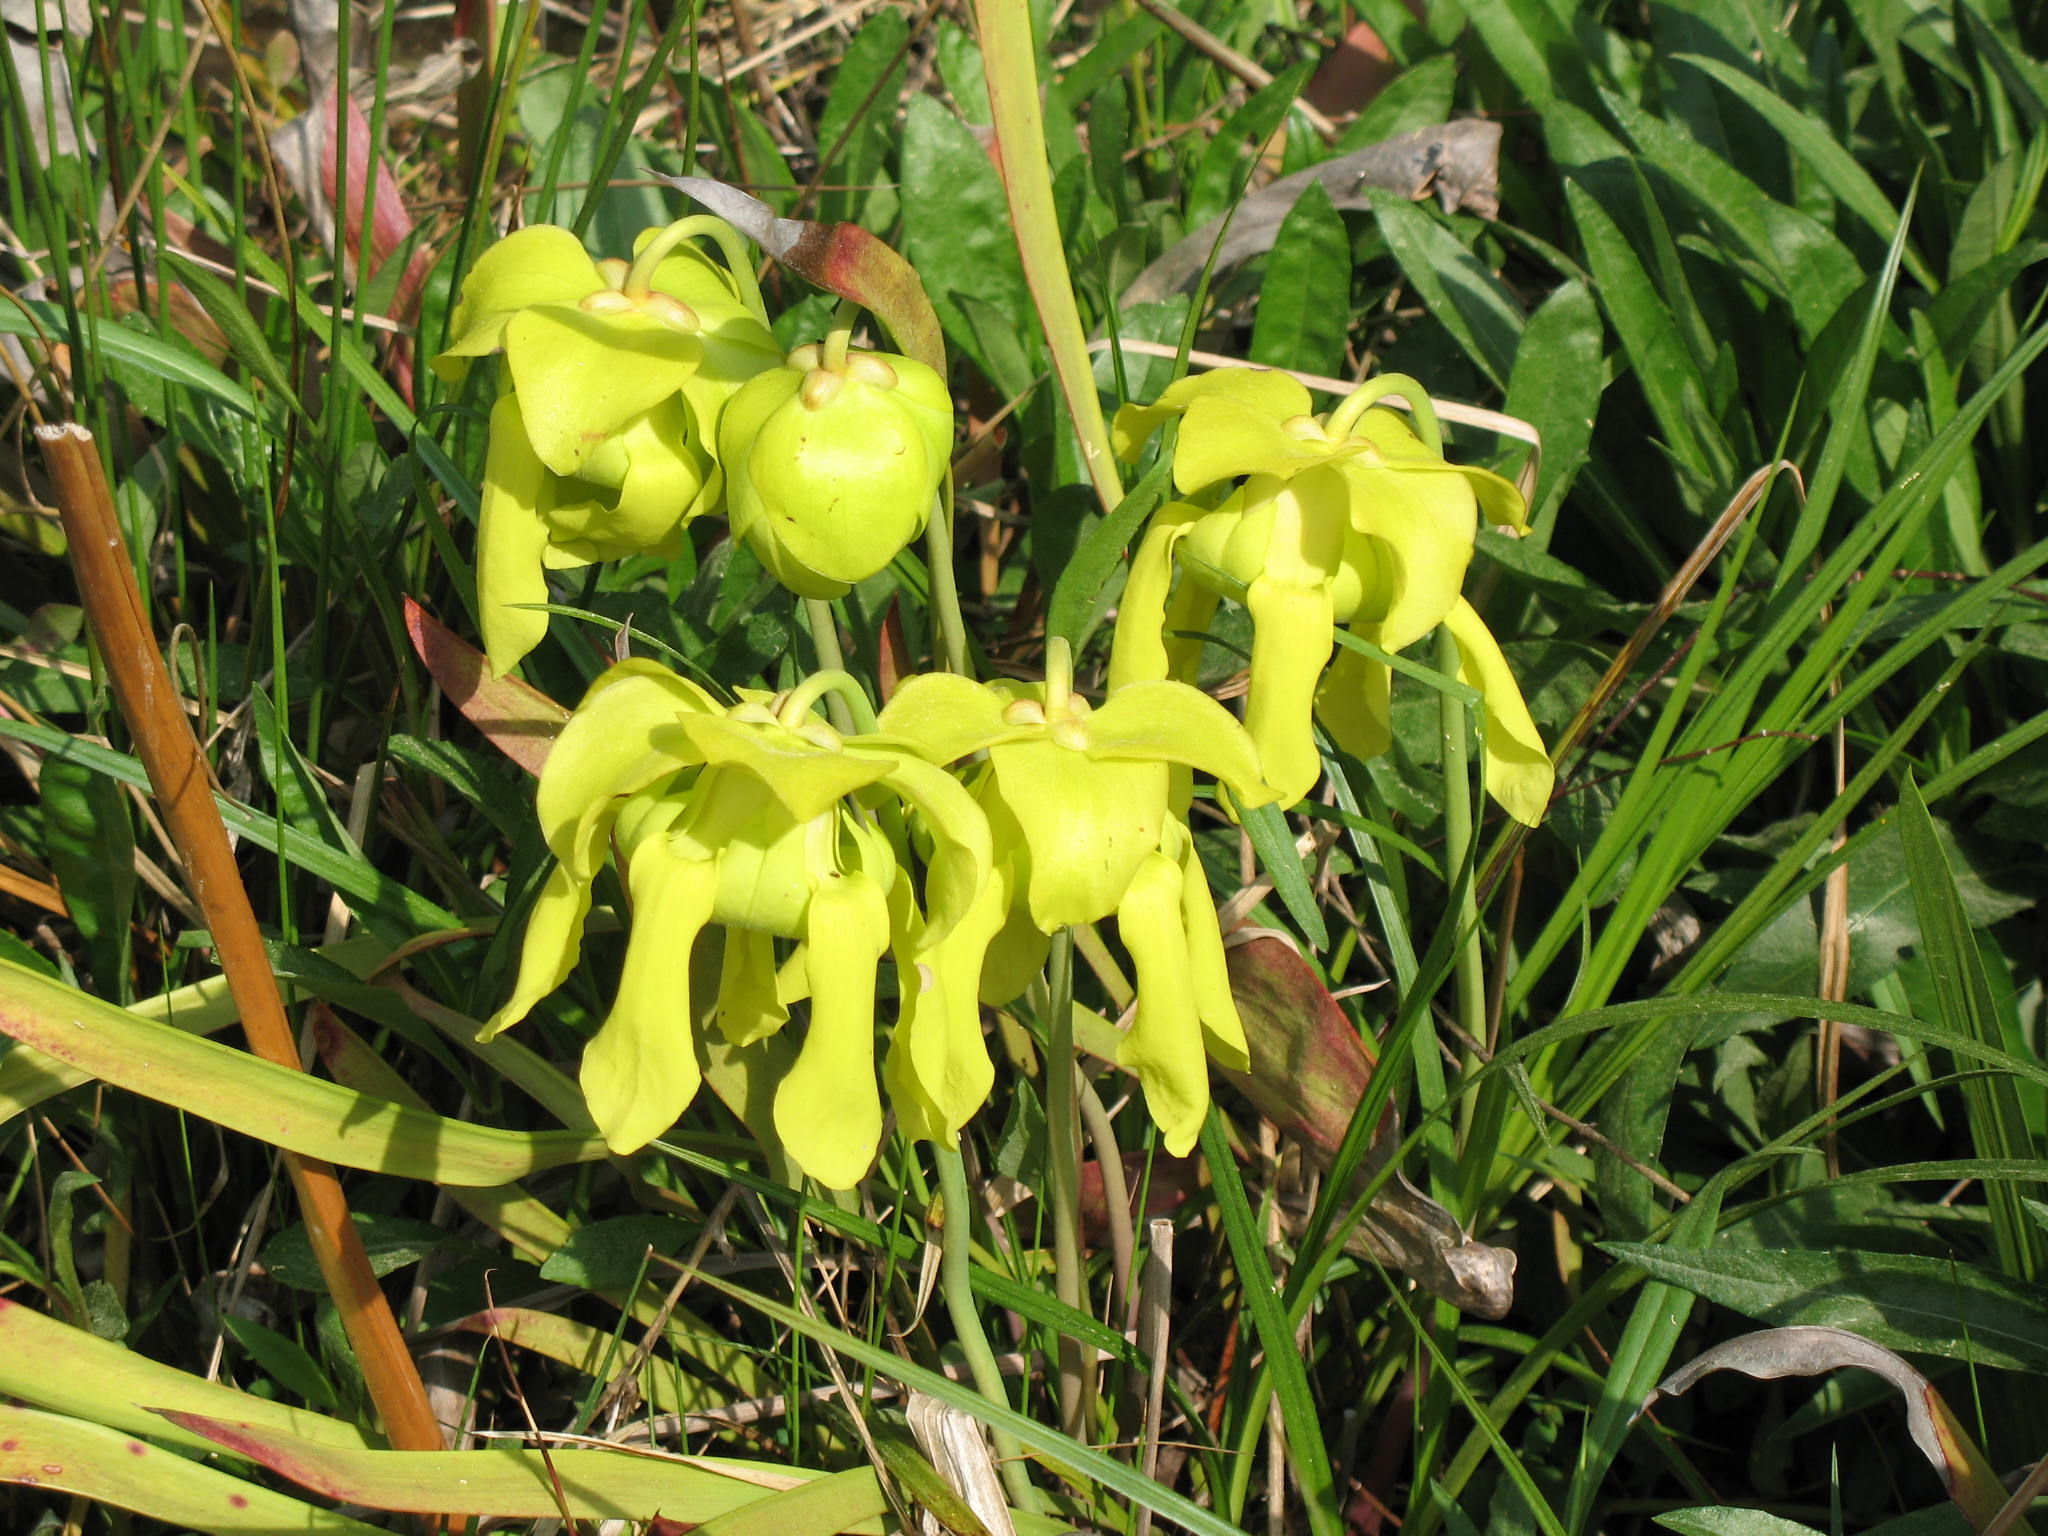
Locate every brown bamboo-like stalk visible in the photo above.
<box><xmin>36</xmin><ymin>422</ymin><xmax>446</xmax><ymax>1459</ymax></box>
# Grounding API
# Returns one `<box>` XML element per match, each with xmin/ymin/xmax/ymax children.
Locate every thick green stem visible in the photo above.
<box><xmin>925</xmin><ymin>481</ymin><xmax>971</xmax><ymax>675</ymax></box>
<box><xmin>974</xmin><ymin>0</ymin><xmax>1123</xmax><ymax>516</ymax></box>
<box><xmin>1327</xmin><ymin>372</ymin><xmax>1441</xmax><ymax>451</ymax></box>
<box><xmin>1437</xmin><ymin>625</ymin><xmax>1488</xmax><ymax>1204</ymax></box>
<box><xmin>821</xmin><ymin>297</ymin><xmax>859</xmax><ymax>373</ymax></box>
<box><xmin>1044</xmin><ymin>927</ymin><xmax>1094</xmax><ymax>1441</ymax></box>
<box><xmin>624</xmin><ymin>214</ymin><xmax>769</xmax><ymax>324</ymax></box>
<box><xmin>801</xmin><ymin>599</ymin><xmax>858</xmax><ymax>736</ymax></box>
<box><xmin>935</xmin><ymin>1145</ymin><xmax>1038</xmax><ymax>1511</ymax></box>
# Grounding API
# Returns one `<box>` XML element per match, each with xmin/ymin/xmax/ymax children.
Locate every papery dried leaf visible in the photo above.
<box><xmin>654</xmin><ymin>173</ymin><xmax>945</xmax><ymax>377</ymax></box>
<box><xmin>1222</xmin><ymin>936</ymin><xmax>1515</xmax><ymax>1319</ymax></box>
<box><xmin>1645</xmin><ymin>1326</ymin><xmax>2015</xmax><ymax>1534</ymax></box>
<box><xmin>405</xmin><ymin>596</ymin><xmax>569</xmax><ymax>777</ymax></box>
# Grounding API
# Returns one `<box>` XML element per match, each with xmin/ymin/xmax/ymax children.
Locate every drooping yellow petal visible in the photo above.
<box><xmin>1115</xmin><ymin>850</ymin><xmax>1210</xmax><ymax>1156</ymax></box>
<box><xmin>1106</xmin><ymin>504</ymin><xmax>1206</xmax><ymax>689</ymax></box>
<box><xmin>480</xmin><ymin>861</ymin><xmax>594</xmax><ymax>1038</ymax></box>
<box><xmin>868</xmin><ymin>748</ymin><xmax>993</xmax><ymax>944</ymax></box>
<box><xmin>504</xmin><ymin>305</ymin><xmax>704</xmax><ymax>477</ymax></box>
<box><xmin>580</xmin><ymin>837</ymin><xmax>717</xmax><ymax>1153</ymax></box>
<box><xmin>885</xmin><ymin>872</ymin><xmax>1005</xmax><ymax>1144</ymax></box>
<box><xmin>477</xmin><ymin>393</ymin><xmax>557</xmax><ymax>678</ymax></box>
<box><xmin>1348</xmin><ymin>406</ymin><xmax>1528</xmax><ymax>531</ymax></box>
<box><xmin>1340</xmin><ymin>463</ymin><xmax>1475</xmax><ymax>654</ymax></box>
<box><xmin>1165</xmin><ymin>821</ymin><xmax>1249</xmax><ymax>1071</ymax></box>
<box><xmin>774</xmin><ymin>872</ymin><xmax>892</xmax><ymax>1187</ymax></box>
<box><xmin>1315</xmin><ymin>627</ymin><xmax>1393</xmax><ymax>764</ymax></box>
<box><xmin>434</xmin><ymin>226</ymin><xmax>605</xmax><ymax>378</ymax></box>
<box><xmin>1441</xmin><ymin>598</ymin><xmax>1554</xmax><ymax>827</ymax></box>
<box><xmin>990</xmin><ymin>739</ymin><xmax>1168</xmax><ymax>930</ymax></box>
<box><xmin>716</xmin><ymin>925</ymin><xmax>789</xmax><ymax>1046</ymax></box>
<box><xmin>1242</xmin><ymin>574</ymin><xmax>1335</xmax><ymax>807</ymax></box>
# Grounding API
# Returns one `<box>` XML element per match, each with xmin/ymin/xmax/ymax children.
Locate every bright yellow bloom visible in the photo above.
<box><xmin>484</xmin><ymin>660</ymin><xmax>993</xmax><ymax>1188</ymax></box>
<box><xmin>435</xmin><ymin>221</ymin><xmax>781</xmax><ymax>675</ymax></box>
<box><xmin>1108</xmin><ymin>367</ymin><xmax>1552</xmax><ymax>825</ymax></box>
<box><xmin>878</xmin><ymin>642</ymin><xmax>1276</xmax><ymax>1154</ymax></box>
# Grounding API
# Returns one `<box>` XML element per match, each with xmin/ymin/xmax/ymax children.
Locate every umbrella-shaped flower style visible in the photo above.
<box><xmin>483</xmin><ymin>659</ymin><xmax>994</xmax><ymax>1188</ymax></box>
<box><xmin>718</xmin><ymin>342</ymin><xmax>955</xmax><ymax>598</ymax></box>
<box><xmin>877</xmin><ymin>641</ymin><xmax>1276</xmax><ymax>1153</ymax></box>
<box><xmin>434</xmin><ymin>219</ymin><xmax>782</xmax><ymax>675</ymax></box>
<box><xmin>1108</xmin><ymin>368</ymin><xmax>1552</xmax><ymax>825</ymax></box>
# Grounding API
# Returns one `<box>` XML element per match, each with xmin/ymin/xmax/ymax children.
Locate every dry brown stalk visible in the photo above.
<box><xmin>34</xmin><ymin>423</ymin><xmax>448</xmax><ymax>1472</ymax></box>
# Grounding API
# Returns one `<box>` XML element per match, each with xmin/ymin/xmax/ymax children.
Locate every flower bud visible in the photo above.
<box><xmin>719</xmin><ymin>346</ymin><xmax>954</xmax><ymax>598</ymax></box>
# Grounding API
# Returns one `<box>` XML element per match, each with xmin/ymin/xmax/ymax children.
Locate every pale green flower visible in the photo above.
<box><xmin>1108</xmin><ymin>367</ymin><xmax>1552</xmax><ymax>824</ymax></box>
<box><xmin>484</xmin><ymin>660</ymin><xmax>993</xmax><ymax>1188</ymax></box>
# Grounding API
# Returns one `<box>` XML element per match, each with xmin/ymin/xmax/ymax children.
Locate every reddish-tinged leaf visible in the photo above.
<box><xmin>324</xmin><ymin>85</ymin><xmax>434</xmax><ymax>323</ymax></box>
<box><xmin>405</xmin><ymin>597</ymin><xmax>569</xmax><ymax>777</ymax></box>
<box><xmin>1223</xmin><ymin>937</ymin><xmax>1515</xmax><ymax>1318</ymax></box>
<box><xmin>655</xmin><ymin>174</ymin><xmax>945</xmax><ymax>376</ymax></box>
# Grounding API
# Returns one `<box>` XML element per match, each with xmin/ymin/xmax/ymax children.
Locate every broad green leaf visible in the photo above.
<box><xmin>1502</xmin><ymin>278</ymin><xmax>1605</xmax><ymax>536</ymax></box>
<box><xmin>1249</xmin><ymin>179</ymin><xmax>1350</xmax><ymax>380</ymax></box>
<box><xmin>1604</xmin><ymin>1244</ymin><xmax>2048</xmax><ymax>1373</ymax></box>
<box><xmin>1369</xmin><ymin>194</ymin><xmax>1522</xmax><ymax>390</ymax></box>
<box><xmin>1046</xmin><ymin>453</ymin><xmax>1172</xmax><ymax>650</ymax></box>
<box><xmin>538</xmin><ymin>1213</ymin><xmax>692</xmax><ymax>1288</ymax></box>
<box><xmin>38</xmin><ymin>752</ymin><xmax>135</xmax><ymax>998</ymax></box>
<box><xmin>159</xmin><ymin>249</ymin><xmax>308</xmax><ymax>420</ymax></box>
<box><xmin>222</xmin><ymin>1315</ymin><xmax>341</xmax><ymax>1412</ymax></box>
<box><xmin>0</xmin><ymin>1406</ymin><xmax>382</xmax><ymax>1533</ymax></box>
<box><xmin>692</xmin><ymin>1467</ymin><xmax>892</xmax><ymax>1536</ymax></box>
<box><xmin>0</xmin><ymin>961</ymin><xmax>606</xmax><ymax>1185</ymax></box>
<box><xmin>1658</xmin><ymin>1510</ymin><xmax>1827</xmax><ymax>1536</ymax></box>
<box><xmin>1243</xmin><ymin>798</ymin><xmax>1330</xmax><ymax>950</ymax></box>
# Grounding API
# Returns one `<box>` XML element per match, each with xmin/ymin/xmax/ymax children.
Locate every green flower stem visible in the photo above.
<box><xmin>1044</xmin><ymin>926</ymin><xmax>1095</xmax><ymax>1442</ymax></box>
<box><xmin>1327</xmin><ymin>372</ymin><xmax>1442</xmax><ymax>452</ymax></box>
<box><xmin>779</xmin><ymin>661</ymin><xmax>875</xmax><ymax>735</ymax></box>
<box><xmin>624</xmin><ymin>213</ymin><xmax>769</xmax><ymax>324</ymax></box>
<box><xmin>822</xmin><ymin>297</ymin><xmax>859</xmax><ymax>374</ymax></box>
<box><xmin>974</xmin><ymin>0</ymin><xmax>1124</xmax><ymax>516</ymax></box>
<box><xmin>926</xmin><ymin>481</ymin><xmax>971</xmax><ymax>675</ymax></box>
<box><xmin>1436</xmin><ymin>624</ymin><xmax>1488</xmax><ymax>1191</ymax></box>
<box><xmin>801</xmin><ymin>600</ymin><xmax>859</xmax><ymax>736</ymax></box>
<box><xmin>1075</xmin><ymin>1072</ymin><xmax>1134</xmax><ymax>1329</ymax></box>
<box><xmin>935</xmin><ymin>1144</ymin><xmax>1039</xmax><ymax>1511</ymax></box>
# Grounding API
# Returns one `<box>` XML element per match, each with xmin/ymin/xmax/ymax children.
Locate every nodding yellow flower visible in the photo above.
<box><xmin>878</xmin><ymin>641</ymin><xmax>1276</xmax><ymax>1154</ymax></box>
<box><xmin>483</xmin><ymin>660</ymin><xmax>993</xmax><ymax>1189</ymax></box>
<box><xmin>718</xmin><ymin>342</ymin><xmax>955</xmax><ymax>599</ymax></box>
<box><xmin>1108</xmin><ymin>367</ymin><xmax>1553</xmax><ymax>825</ymax></box>
<box><xmin>434</xmin><ymin>221</ymin><xmax>781</xmax><ymax>676</ymax></box>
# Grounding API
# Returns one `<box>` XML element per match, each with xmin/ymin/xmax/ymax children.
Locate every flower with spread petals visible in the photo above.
<box><xmin>718</xmin><ymin>342</ymin><xmax>954</xmax><ymax>598</ymax></box>
<box><xmin>878</xmin><ymin>641</ymin><xmax>1276</xmax><ymax>1153</ymax></box>
<box><xmin>435</xmin><ymin>220</ymin><xmax>782</xmax><ymax>675</ymax></box>
<box><xmin>483</xmin><ymin>659</ymin><xmax>993</xmax><ymax>1188</ymax></box>
<box><xmin>1108</xmin><ymin>367</ymin><xmax>1552</xmax><ymax>825</ymax></box>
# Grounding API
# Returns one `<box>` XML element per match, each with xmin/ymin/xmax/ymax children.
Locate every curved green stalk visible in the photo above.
<box><xmin>973</xmin><ymin>0</ymin><xmax>1123</xmax><ymax>515</ymax></box>
<box><xmin>935</xmin><ymin>1145</ymin><xmax>1039</xmax><ymax>1511</ymax></box>
<box><xmin>1043</xmin><ymin>927</ymin><xmax>1094</xmax><ymax>1441</ymax></box>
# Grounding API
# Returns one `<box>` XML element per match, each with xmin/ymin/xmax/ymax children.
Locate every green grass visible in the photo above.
<box><xmin>4</xmin><ymin>0</ymin><xmax>2048</xmax><ymax>1533</ymax></box>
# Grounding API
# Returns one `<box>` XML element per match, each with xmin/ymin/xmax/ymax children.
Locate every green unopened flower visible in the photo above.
<box><xmin>435</xmin><ymin>220</ymin><xmax>781</xmax><ymax>675</ymax></box>
<box><xmin>878</xmin><ymin>641</ymin><xmax>1275</xmax><ymax>1153</ymax></box>
<box><xmin>718</xmin><ymin>342</ymin><xmax>954</xmax><ymax>598</ymax></box>
<box><xmin>1108</xmin><ymin>367</ymin><xmax>1552</xmax><ymax>824</ymax></box>
<box><xmin>484</xmin><ymin>659</ymin><xmax>993</xmax><ymax>1187</ymax></box>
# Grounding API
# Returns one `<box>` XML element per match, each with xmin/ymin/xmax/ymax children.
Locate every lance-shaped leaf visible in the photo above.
<box><xmin>1645</xmin><ymin>1327</ymin><xmax>2015</xmax><ymax>1534</ymax></box>
<box><xmin>404</xmin><ymin>596</ymin><xmax>568</xmax><ymax>778</ymax></box>
<box><xmin>0</xmin><ymin>1298</ymin><xmax>369</xmax><ymax>1456</ymax></box>
<box><xmin>1220</xmin><ymin>936</ymin><xmax>1516</xmax><ymax>1318</ymax></box>
<box><xmin>0</xmin><ymin>1406</ymin><xmax>382</xmax><ymax>1534</ymax></box>
<box><xmin>161</xmin><ymin>1409</ymin><xmax>892</xmax><ymax>1526</ymax></box>
<box><xmin>0</xmin><ymin>962</ymin><xmax>607</xmax><ymax>1185</ymax></box>
<box><xmin>657</xmin><ymin>173</ymin><xmax>945</xmax><ymax>376</ymax></box>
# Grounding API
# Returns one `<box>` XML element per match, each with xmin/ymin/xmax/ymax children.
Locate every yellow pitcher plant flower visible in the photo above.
<box><xmin>1108</xmin><ymin>367</ymin><xmax>1553</xmax><ymax>825</ymax></box>
<box><xmin>434</xmin><ymin>218</ymin><xmax>781</xmax><ymax>675</ymax></box>
<box><xmin>482</xmin><ymin>659</ymin><xmax>994</xmax><ymax>1188</ymax></box>
<box><xmin>877</xmin><ymin>640</ymin><xmax>1276</xmax><ymax>1153</ymax></box>
<box><xmin>718</xmin><ymin>339</ymin><xmax>955</xmax><ymax>598</ymax></box>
